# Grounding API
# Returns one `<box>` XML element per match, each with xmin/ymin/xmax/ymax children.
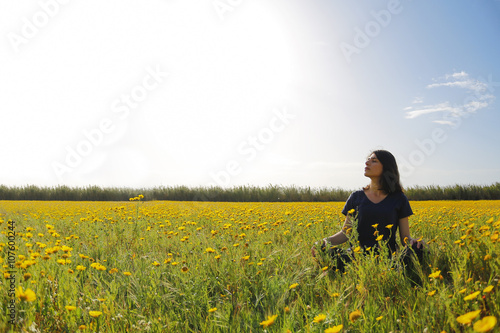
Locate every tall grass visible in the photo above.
<box><xmin>1</xmin><ymin>200</ymin><xmax>498</xmax><ymax>332</ymax></box>
<box><xmin>0</xmin><ymin>183</ymin><xmax>499</xmax><ymax>201</ymax></box>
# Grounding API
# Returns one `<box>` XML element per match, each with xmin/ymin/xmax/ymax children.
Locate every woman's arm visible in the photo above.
<box><xmin>312</xmin><ymin>216</ymin><xmax>351</xmax><ymax>256</ymax></box>
<box><xmin>398</xmin><ymin>216</ymin><xmax>423</xmax><ymax>248</ymax></box>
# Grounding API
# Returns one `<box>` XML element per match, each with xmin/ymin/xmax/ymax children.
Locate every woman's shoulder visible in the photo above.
<box><xmin>348</xmin><ymin>190</ymin><xmax>365</xmax><ymax>198</ymax></box>
<box><xmin>388</xmin><ymin>191</ymin><xmax>411</xmax><ymax>203</ymax></box>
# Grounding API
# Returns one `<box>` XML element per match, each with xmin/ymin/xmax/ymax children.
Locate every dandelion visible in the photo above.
<box><xmin>89</xmin><ymin>311</ymin><xmax>102</xmax><ymax>318</ymax></box>
<box><xmin>456</xmin><ymin>310</ymin><xmax>481</xmax><ymax>325</ymax></box>
<box><xmin>289</xmin><ymin>283</ymin><xmax>299</xmax><ymax>289</ymax></box>
<box><xmin>313</xmin><ymin>314</ymin><xmax>326</xmax><ymax>323</ymax></box>
<box><xmin>464</xmin><ymin>291</ymin><xmax>481</xmax><ymax>301</ymax></box>
<box><xmin>473</xmin><ymin>316</ymin><xmax>497</xmax><ymax>332</ymax></box>
<box><xmin>429</xmin><ymin>270</ymin><xmax>442</xmax><ymax>279</ymax></box>
<box><xmin>16</xmin><ymin>286</ymin><xmax>36</xmax><ymax>302</ymax></box>
<box><xmin>324</xmin><ymin>325</ymin><xmax>343</xmax><ymax>333</ymax></box>
<box><xmin>208</xmin><ymin>307</ymin><xmax>217</xmax><ymax>313</ymax></box>
<box><xmin>483</xmin><ymin>285</ymin><xmax>494</xmax><ymax>293</ymax></box>
<box><xmin>349</xmin><ymin>309</ymin><xmax>362</xmax><ymax>322</ymax></box>
<box><xmin>260</xmin><ymin>314</ymin><xmax>278</xmax><ymax>328</ymax></box>
<box><xmin>348</xmin><ymin>209</ymin><xmax>356</xmax><ymax>214</ymax></box>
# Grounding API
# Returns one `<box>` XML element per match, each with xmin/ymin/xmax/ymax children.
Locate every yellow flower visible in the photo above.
<box><xmin>65</xmin><ymin>305</ymin><xmax>77</xmax><ymax>311</ymax></box>
<box><xmin>456</xmin><ymin>310</ymin><xmax>481</xmax><ymax>324</ymax></box>
<box><xmin>385</xmin><ymin>224</ymin><xmax>394</xmax><ymax>229</ymax></box>
<box><xmin>458</xmin><ymin>288</ymin><xmax>467</xmax><ymax>294</ymax></box>
<box><xmin>464</xmin><ymin>291</ymin><xmax>481</xmax><ymax>301</ymax></box>
<box><xmin>375</xmin><ymin>235</ymin><xmax>384</xmax><ymax>241</ymax></box>
<box><xmin>89</xmin><ymin>311</ymin><xmax>102</xmax><ymax>318</ymax></box>
<box><xmin>348</xmin><ymin>209</ymin><xmax>356</xmax><ymax>214</ymax></box>
<box><xmin>484</xmin><ymin>254</ymin><xmax>492</xmax><ymax>261</ymax></box>
<box><xmin>324</xmin><ymin>325</ymin><xmax>343</xmax><ymax>333</ymax></box>
<box><xmin>284</xmin><ymin>306</ymin><xmax>290</xmax><ymax>313</ymax></box>
<box><xmin>313</xmin><ymin>314</ymin><xmax>326</xmax><ymax>323</ymax></box>
<box><xmin>473</xmin><ymin>316</ymin><xmax>497</xmax><ymax>332</ymax></box>
<box><xmin>76</xmin><ymin>265</ymin><xmax>86</xmax><ymax>271</ymax></box>
<box><xmin>208</xmin><ymin>307</ymin><xmax>217</xmax><ymax>313</ymax></box>
<box><xmin>260</xmin><ymin>314</ymin><xmax>278</xmax><ymax>328</ymax></box>
<box><xmin>79</xmin><ymin>325</ymin><xmax>87</xmax><ymax>330</ymax></box>
<box><xmin>16</xmin><ymin>286</ymin><xmax>36</xmax><ymax>302</ymax></box>
<box><xmin>322</xmin><ymin>266</ymin><xmax>329</xmax><ymax>271</ymax></box>
<box><xmin>152</xmin><ymin>261</ymin><xmax>160</xmax><ymax>266</ymax></box>
<box><xmin>330</xmin><ymin>293</ymin><xmax>340</xmax><ymax>297</ymax></box>
<box><xmin>181</xmin><ymin>266</ymin><xmax>189</xmax><ymax>273</ymax></box>
<box><xmin>429</xmin><ymin>270</ymin><xmax>442</xmax><ymax>279</ymax></box>
<box><xmin>349</xmin><ymin>309</ymin><xmax>362</xmax><ymax>322</ymax></box>
<box><xmin>483</xmin><ymin>285</ymin><xmax>494</xmax><ymax>293</ymax></box>
<box><xmin>376</xmin><ymin>316</ymin><xmax>383</xmax><ymax>321</ymax></box>
<box><xmin>289</xmin><ymin>283</ymin><xmax>299</xmax><ymax>289</ymax></box>
<box><xmin>123</xmin><ymin>272</ymin><xmax>132</xmax><ymax>276</ymax></box>
<box><xmin>371</xmin><ymin>224</ymin><xmax>379</xmax><ymax>228</ymax></box>
<box><xmin>427</xmin><ymin>290</ymin><xmax>437</xmax><ymax>296</ymax></box>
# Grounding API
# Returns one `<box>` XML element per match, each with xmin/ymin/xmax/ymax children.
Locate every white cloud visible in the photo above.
<box><xmin>405</xmin><ymin>71</ymin><xmax>496</xmax><ymax>123</ymax></box>
<box><xmin>405</xmin><ymin>102</ymin><xmax>460</xmax><ymax>119</ymax></box>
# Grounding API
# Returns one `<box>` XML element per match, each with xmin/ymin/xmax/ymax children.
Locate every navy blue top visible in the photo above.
<box><xmin>341</xmin><ymin>190</ymin><xmax>413</xmax><ymax>252</ymax></box>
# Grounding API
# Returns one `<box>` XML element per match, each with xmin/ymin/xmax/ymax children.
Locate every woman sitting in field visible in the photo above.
<box><xmin>312</xmin><ymin>149</ymin><xmax>425</xmax><ymax>273</ymax></box>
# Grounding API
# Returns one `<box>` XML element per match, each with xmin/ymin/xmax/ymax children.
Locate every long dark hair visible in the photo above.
<box><xmin>366</xmin><ymin>150</ymin><xmax>403</xmax><ymax>194</ymax></box>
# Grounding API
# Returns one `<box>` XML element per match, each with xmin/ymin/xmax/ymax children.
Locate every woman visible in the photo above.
<box><xmin>312</xmin><ymin>150</ymin><xmax>424</xmax><ymax>271</ymax></box>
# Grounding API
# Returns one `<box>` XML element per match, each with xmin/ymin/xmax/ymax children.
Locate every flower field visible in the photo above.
<box><xmin>1</xmin><ymin>199</ymin><xmax>499</xmax><ymax>332</ymax></box>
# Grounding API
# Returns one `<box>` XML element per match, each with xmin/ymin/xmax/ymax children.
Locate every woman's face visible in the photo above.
<box><xmin>364</xmin><ymin>153</ymin><xmax>383</xmax><ymax>178</ymax></box>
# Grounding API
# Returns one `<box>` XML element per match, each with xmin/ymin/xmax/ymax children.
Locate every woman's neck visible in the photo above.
<box><xmin>368</xmin><ymin>178</ymin><xmax>384</xmax><ymax>195</ymax></box>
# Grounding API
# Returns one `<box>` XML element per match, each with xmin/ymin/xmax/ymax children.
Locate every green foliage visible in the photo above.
<box><xmin>0</xmin><ymin>183</ymin><xmax>499</xmax><ymax>201</ymax></box>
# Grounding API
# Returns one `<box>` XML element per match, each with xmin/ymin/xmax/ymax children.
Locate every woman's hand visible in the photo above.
<box><xmin>311</xmin><ymin>239</ymin><xmax>326</xmax><ymax>257</ymax></box>
<box><xmin>407</xmin><ymin>236</ymin><xmax>426</xmax><ymax>249</ymax></box>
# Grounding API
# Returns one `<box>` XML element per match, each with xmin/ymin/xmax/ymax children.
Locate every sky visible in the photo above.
<box><xmin>1</xmin><ymin>0</ymin><xmax>499</xmax><ymax>190</ymax></box>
